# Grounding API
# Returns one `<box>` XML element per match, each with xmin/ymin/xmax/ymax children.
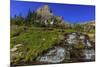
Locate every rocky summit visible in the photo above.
<box><xmin>36</xmin><ymin>5</ymin><xmax>53</xmax><ymax>17</ymax></box>
<box><xmin>36</xmin><ymin>5</ymin><xmax>64</xmax><ymax>26</ymax></box>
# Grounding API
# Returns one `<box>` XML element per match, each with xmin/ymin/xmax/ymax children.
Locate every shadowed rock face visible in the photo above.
<box><xmin>37</xmin><ymin>32</ymin><xmax>95</xmax><ymax>63</ymax></box>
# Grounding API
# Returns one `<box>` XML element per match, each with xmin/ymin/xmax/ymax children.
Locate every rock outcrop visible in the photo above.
<box><xmin>11</xmin><ymin>44</ymin><xmax>29</xmax><ymax>64</ymax></box>
<box><xmin>37</xmin><ymin>32</ymin><xmax>95</xmax><ymax>63</ymax></box>
<box><xmin>35</xmin><ymin>5</ymin><xmax>64</xmax><ymax>26</ymax></box>
<box><xmin>36</xmin><ymin>5</ymin><xmax>53</xmax><ymax>17</ymax></box>
<box><xmin>37</xmin><ymin>47</ymin><xmax>67</xmax><ymax>63</ymax></box>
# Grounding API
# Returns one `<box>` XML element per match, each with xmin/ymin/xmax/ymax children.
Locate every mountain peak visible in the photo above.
<box><xmin>36</xmin><ymin>5</ymin><xmax>53</xmax><ymax>16</ymax></box>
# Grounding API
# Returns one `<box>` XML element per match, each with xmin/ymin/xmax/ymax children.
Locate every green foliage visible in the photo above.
<box><xmin>74</xmin><ymin>41</ymin><xmax>85</xmax><ymax>49</ymax></box>
<box><xmin>11</xmin><ymin>26</ymin><xmax>61</xmax><ymax>63</ymax></box>
<box><xmin>25</xmin><ymin>10</ymin><xmax>37</xmax><ymax>26</ymax></box>
<box><xmin>11</xmin><ymin>10</ymin><xmax>38</xmax><ymax>26</ymax></box>
<box><xmin>74</xmin><ymin>24</ymin><xmax>84</xmax><ymax>32</ymax></box>
<box><xmin>10</xmin><ymin>8</ymin><xmax>95</xmax><ymax>64</ymax></box>
<box><xmin>10</xmin><ymin>26</ymin><xmax>27</xmax><ymax>37</ymax></box>
<box><xmin>11</xmin><ymin>9</ymin><xmax>68</xmax><ymax>28</ymax></box>
<box><xmin>11</xmin><ymin>14</ymin><xmax>25</xmax><ymax>26</ymax></box>
<box><xmin>64</xmin><ymin>29</ymin><xmax>77</xmax><ymax>33</ymax></box>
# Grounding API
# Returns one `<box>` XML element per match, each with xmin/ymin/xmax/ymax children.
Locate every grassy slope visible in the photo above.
<box><xmin>11</xmin><ymin>24</ymin><xmax>95</xmax><ymax>63</ymax></box>
<box><xmin>11</xmin><ymin>26</ymin><xmax>63</xmax><ymax>62</ymax></box>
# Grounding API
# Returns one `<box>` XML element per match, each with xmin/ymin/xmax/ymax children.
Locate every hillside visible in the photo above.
<box><xmin>10</xmin><ymin>5</ymin><xmax>95</xmax><ymax>66</ymax></box>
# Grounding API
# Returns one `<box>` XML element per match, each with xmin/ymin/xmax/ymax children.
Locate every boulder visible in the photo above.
<box><xmin>37</xmin><ymin>47</ymin><xmax>67</xmax><ymax>63</ymax></box>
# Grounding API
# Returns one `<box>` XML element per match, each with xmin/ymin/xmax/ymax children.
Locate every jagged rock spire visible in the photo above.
<box><xmin>35</xmin><ymin>5</ymin><xmax>64</xmax><ymax>26</ymax></box>
<box><xmin>36</xmin><ymin>5</ymin><xmax>53</xmax><ymax>17</ymax></box>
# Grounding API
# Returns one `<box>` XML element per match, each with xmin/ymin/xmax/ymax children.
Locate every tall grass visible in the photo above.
<box><xmin>11</xmin><ymin>26</ymin><xmax>62</xmax><ymax>63</ymax></box>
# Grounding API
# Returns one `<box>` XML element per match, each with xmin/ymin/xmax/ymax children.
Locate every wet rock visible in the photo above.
<box><xmin>65</xmin><ymin>33</ymin><xmax>92</xmax><ymax>48</ymax></box>
<box><xmin>37</xmin><ymin>47</ymin><xmax>67</xmax><ymax>63</ymax></box>
<box><xmin>36</xmin><ymin>32</ymin><xmax>95</xmax><ymax>63</ymax></box>
<box><xmin>66</xmin><ymin>33</ymin><xmax>78</xmax><ymax>45</ymax></box>
<box><xmin>82</xmin><ymin>49</ymin><xmax>95</xmax><ymax>60</ymax></box>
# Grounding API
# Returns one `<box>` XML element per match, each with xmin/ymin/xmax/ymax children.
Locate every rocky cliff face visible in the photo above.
<box><xmin>36</xmin><ymin>5</ymin><xmax>53</xmax><ymax>17</ymax></box>
<box><xmin>36</xmin><ymin>5</ymin><xmax>64</xmax><ymax>26</ymax></box>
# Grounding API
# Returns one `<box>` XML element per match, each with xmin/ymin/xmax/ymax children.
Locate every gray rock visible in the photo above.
<box><xmin>11</xmin><ymin>47</ymin><xmax>17</xmax><ymax>52</ymax></box>
<box><xmin>10</xmin><ymin>44</ymin><xmax>24</xmax><ymax>63</ymax></box>
<box><xmin>15</xmin><ymin>44</ymin><xmax>23</xmax><ymax>48</ymax></box>
<box><xmin>66</xmin><ymin>33</ymin><xmax>77</xmax><ymax>45</ymax></box>
<box><xmin>83</xmin><ymin>49</ymin><xmax>95</xmax><ymax>60</ymax></box>
<box><xmin>37</xmin><ymin>47</ymin><xmax>66</xmax><ymax>63</ymax></box>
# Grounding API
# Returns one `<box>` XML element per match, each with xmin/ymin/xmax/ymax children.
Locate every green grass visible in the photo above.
<box><xmin>11</xmin><ymin>25</ymin><xmax>95</xmax><ymax>63</ymax></box>
<box><xmin>64</xmin><ymin>29</ymin><xmax>77</xmax><ymax>33</ymax></box>
<box><xmin>11</xmin><ymin>26</ymin><xmax>62</xmax><ymax>63</ymax></box>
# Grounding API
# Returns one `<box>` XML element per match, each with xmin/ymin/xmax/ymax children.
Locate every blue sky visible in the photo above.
<box><xmin>10</xmin><ymin>0</ymin><xmax>95</xmax><ymax>23</ymax></box>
